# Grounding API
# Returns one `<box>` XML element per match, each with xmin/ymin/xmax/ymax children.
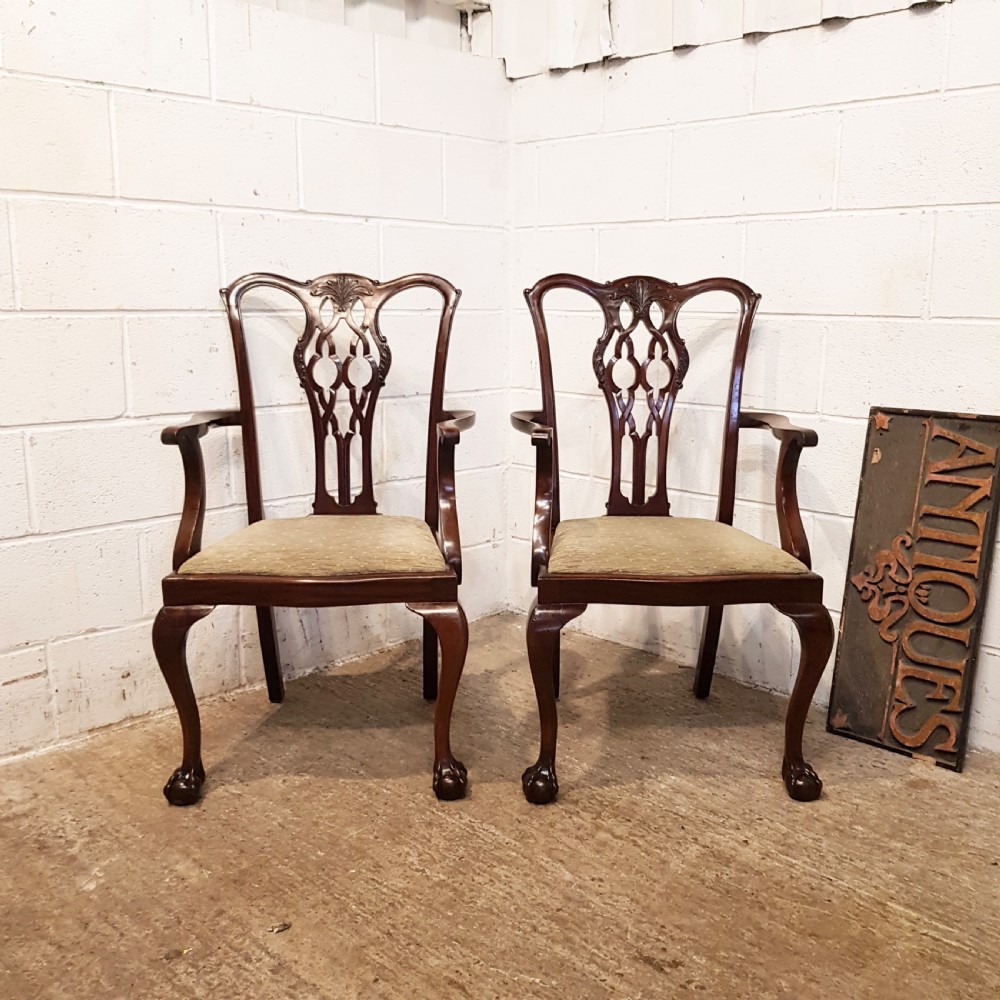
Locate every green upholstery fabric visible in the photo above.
<box><xmin>179</xmin><ymin>515</ymin><xmax>447</xmax><ymax>578</ymax></box>
<box><xmin>547</xmin><ymin>516</ymin><xmax>810</xmax><ymax>578</ymax></box>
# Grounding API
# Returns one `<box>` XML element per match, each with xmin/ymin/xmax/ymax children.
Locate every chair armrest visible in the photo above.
<box><xmin>739</xmin><ymin>411</ymin><xmax>817</xmax><ymax>568</ymax></box>
<box><xmin>511</xmin><ymin>410</ymin><xmax>556</xmax><ymax>585</ymax></box>
<box><xmin>511</xmin><ymin>409</ymin><xmax>551</xmax><ymax>442</ymax></box>
<box><xmin>433</xmin><ymin>410</ymin><xmax>476</xmax><ymax>583</ymax></box>
<box><xmin>161</xmin><ymin>409</ymin><xmax>241</xmax><ymax>571</ymax></box>
<box><xmin>161</xmin><ymin>410</ymin><xmax>241</xmax><ymax>445</ymax></box>
<box><xmin>739</xmin><ymin>411</ymin><xmax>818</xmax><ymax>447</ymax></box>
<box><xmin>439</xmin><ymin>409</ymin><xmax>476</xmax><ymax>437</ymax></box>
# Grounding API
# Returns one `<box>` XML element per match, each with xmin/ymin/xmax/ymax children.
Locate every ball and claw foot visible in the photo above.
<box><xmin>163</xmin><ymin>765</ymin><xmax>205</xmax><ymax>806</ymax></box>
<box><xmin>433</xmin><ymin>757</ymin><xmax>468</xmax><ymax>801</ymax></box>
<box><xmin>522</xmin><ymin>762</ymin><xmax>558</xmax><ymax>805</ymax></box>
<box><xmin>782</xmin><ymin>757</ymin><xmax>822</xmax><ymax>802</ymax></box>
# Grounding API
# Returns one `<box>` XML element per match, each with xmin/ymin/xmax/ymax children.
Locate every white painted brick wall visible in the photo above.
<box><xmin>930</xmin><ymin>210</ymin><xmax>1000</xmax><ymax>319</ymax></box>
<box><xmin>744</xmin><ymin>214</ymin><xmax>932</xmax><ymax>316</ymax></box>
<box><xmin>0</xmin><ymin>205</ymin><xmax>14</xmax><ymax>308</ymax></box>
<box><xmin>219</xmin><ymin>212</ymin><xmax>381</xmax><ymax>281</ymax></box>
<box><xmin>536</xmin><ymin>132</ymin><xmax>670</xmax><ymax>225</ymax></box>
<box><xmin>0</xmin><ymin>77</ymin><xmax>114</xmax><ymax>195</ymax></box>
<box><xmin>0</xmin><ymin>0</ymin><xmax>508</xmax><ymax>758</ymax></box>
<box><xmin>671</xmin><ymin>113</ymin><xmax>839</xmax><ymax>218</ymax></box>
<box><xmin>752</xmin><ymin>11</ymin><xmax>946</xmax><ymax>112</ymax></box>
<box><xmin>507</xmin><ymin>1</ymin><xmax>1000</xmax><ymax>756</ymax></box>
<box><xmin>948</xmin><ymin>0</ymin><xmax>1000</xmax><ymax>89</ymax></box>
<box><xmin>0</xmin><ymin>0</ymin><xmax>212</xmax><ymax>96</ymax></box>
<box><xmin>0</xmin><ymin>434</ymin><xmax>30</xmax><ymax>539</ymax></box>
<box><xmin>838</xmin><ymin>91</ymin><xmax>1000</xmax><ymax>209</ymax></box>
<box><xmin>444</xmin><ymin>139</ymin><xmax>509</xmax><ymax>227</ymax></box>
<box><xmin>12</xmin><ymin>202</ymin><xmax>221</xmax><ymax>310</ymax></box>
<box><xmin>212</xmin><ymin>1</ymin><xmax>376</xmax><ymax>121</ymax></box>
<box><xmin>603</xmin><ymin>39</ymin><xmax>755</xmax><ymax>131</ymax></box>
<box><xmin>115</xmin><ymin>96</ymin><xmax>299</xmax><ymax>209</ymax></box>
<box><xmin>300</xmin><ymin>120</ymin><xmax>444</xmax><ymax>220</ymax></box>
<box><xmin>0</xmin><ymin>316</ymin><xmax>125</xmax><ymax>424</ymax></box>
<box><xmin>377</xmin><ymin>36</ymin><xmax>509</xmax><ymax>140</ymax></box>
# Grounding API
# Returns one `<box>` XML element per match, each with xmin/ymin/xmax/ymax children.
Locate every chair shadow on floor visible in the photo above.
<box><xmin>205</xmin><ymin>619</ymin><xmax>835</xmax><ymax>800</ymax></box>
<box><xmin>206</xmin><ymin>634</ymin><xmax>523</xmax><ymax>794</ymax></box>
<box><xmin>544</xmin><ymin>631</ymin><xmax>837</xmax><ymax>797</ymax></box>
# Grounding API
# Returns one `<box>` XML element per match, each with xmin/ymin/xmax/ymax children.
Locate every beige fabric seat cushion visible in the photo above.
<box><xmin>179</xmin><ymin>515</ymin><xmax>447</xmax><ymax>578</ymax></box>
<box><xmin>547</xmin><ymin>516</ymin><xmax>811</xmax><ymax>578</ymax></box>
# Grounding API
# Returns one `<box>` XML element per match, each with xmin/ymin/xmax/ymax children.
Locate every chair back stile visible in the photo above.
<box><xmin>525</xmin><ymin>274</ymin><xmax>760</xmax><ymax>526</ymax></box>
<box><xmin>222</xmin><ymin>272</ymin><xmax>460</xmax><ymax>532</ymax></box>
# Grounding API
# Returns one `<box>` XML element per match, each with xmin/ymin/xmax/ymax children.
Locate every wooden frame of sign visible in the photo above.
<box><xmin>828</xmin><ymin>407</ymin><xmax>1000</xmax><ymax>770</ymax></box>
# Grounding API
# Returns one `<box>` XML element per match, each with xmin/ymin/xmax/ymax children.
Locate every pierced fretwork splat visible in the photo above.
<box><xmin>294</xmin><ymin>274</ymin><xmax>391</xmax><ymax>513</ymax></box>
<box><xmin>592</xmin><ymin>277</ymin><xmax>690</xmax><ymax>515</ymax></box>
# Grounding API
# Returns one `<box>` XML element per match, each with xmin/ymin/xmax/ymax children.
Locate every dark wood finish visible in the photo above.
<box><xmin>408</xmin><ymin>602</ymin><xmax>470</xmax><ymax>799</ymax></box>
<box><xmin>154</xmin><ymin>271</ymin><xmax>474</xmax><ymax>805</ymax></box>
<box><xmin>422</xmin><ymin>620</ymin><xmax>438</xmax><ymax>702</ymax></box>
<box><xmin>255</xmin><ymin>606</ymin><xmax>284</xmax><ymax>704</ymax></box>
<box><xmin>692</xmin><ymin>605</ymin><xmax>723</xmax><ymax>700</ymax></box>
<box><xmin>828</xmin><ymin>407</ymin><xmax>1000</xmax><ymax>771</ymax></box>
<box><xmin>515</xmin><ymin>273</ymin><xmax>833</xmax><ymax>803</ymax></box>
<box><xmin>153</xmin><ymin>604</ymin><xmax>214</xmax><ymax>806</ymax></box>
<box><xmin>777</xmin><ymin>602</ymin><xmax>835</xmax><ymax>801</ymax></box>
<box><xmin>521</xmin><ymin>601</ymin><xmax>586</xmax><ymax>804</ymax></box>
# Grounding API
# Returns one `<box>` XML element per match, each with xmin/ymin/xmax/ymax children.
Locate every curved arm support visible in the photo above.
<box><xmin>739</xmin><ymin>411</ymin><xmax>818</xmax><ymax>447</ymax></box>
<box><xmin>161</xmin><ymin>410</ymin><xmax>241</xmax><ymax>571</ymax></box>
<box><xmin>439</xmin><ymin>409</ymin><xmax>476</xmax><ymax>435</ymax></box>
<box><xmin>511</xmin><ymin>409</ymin><xmax>551</xmax><ymax>439</ymax></box>
<box><xmin>512</xmin><ymin>410</ymin><xmax>556</xmax><ymax>586</ymax></box>
<box><xmin>435</xmin><ymin>410</ymin><xmax>476</xmax><ymax>583</ymax></box>
<box><xmin>739</xmin><ymin>411</ymin><xmax>817</xmax><ymax>568</ymax></box>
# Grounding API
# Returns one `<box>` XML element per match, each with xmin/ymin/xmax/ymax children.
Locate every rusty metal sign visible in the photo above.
<box><xmin>828</xmin><ymin>407</ymin><xmax>1000</xmax><ymax>770</ymax></box>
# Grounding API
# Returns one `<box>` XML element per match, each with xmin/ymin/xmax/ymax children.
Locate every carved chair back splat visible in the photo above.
<box><xmin>514</xmin><ymin>272</ymin><xmax>834</xmax><ymax>806</ymax></box>
<box><xmin>153</xmin><ymin>271</ymin><xmax>474</xmax><ymax>809</ymax></box>
<box><xmin>226</xmin><ymin>271</ymin><xmax>458</xmax><ymax>535</ymax></box>
<box><xmin>526</xmin><ymin>273</ymin><xmax>759</xmax><ymax>525</ymax></box>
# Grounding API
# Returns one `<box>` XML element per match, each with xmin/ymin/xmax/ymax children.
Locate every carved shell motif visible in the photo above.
<box><xmin>308</xmin><ymin>274</ymin><xmax>376</xmax><ymax>311</ymax></box>
<box><xmin>294</xmin><ymin>275</ymin><xmax>391</xmax><ymax>445</ymax></box>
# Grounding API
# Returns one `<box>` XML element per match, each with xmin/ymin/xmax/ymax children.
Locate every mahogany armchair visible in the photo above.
<box><xmin>512</xmin><ymin>273</ymin><xmax>834</xmax><ymax>804</ymax></box>
<box><xmin>154</xmin><ymin>272</ymin><xmax>474</xmax><ymax>806</ymax></box>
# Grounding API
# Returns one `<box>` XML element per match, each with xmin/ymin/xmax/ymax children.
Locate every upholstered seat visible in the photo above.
<box><xmin>179</xmin><ymin>515</ymin><xmax>447</xmax><ymax>578</ymax></box>
<box><xmin>547</xmin><ymin>516</ymin><xmax>811</xmax><ymax>579</ymax></box>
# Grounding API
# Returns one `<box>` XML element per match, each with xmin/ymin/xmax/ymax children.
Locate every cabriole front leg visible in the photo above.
<box><xmin>522</xmin><ymin>601</ymin><xmax>586</xmax><ymax>805</ymax></box>
<box><xmin>152</xmin><ymin>604</ymin><xmax>215</xmax><ymax>806</ymax></box>
<box><xmin>773</xmin><ymin>602</ymin><xmax>835</xmax><ymax>802</ymax></box>
<box><xmin>408</xmin><ymin>602</ymin><xmax>469</xmax><ymax>801</ymax></box>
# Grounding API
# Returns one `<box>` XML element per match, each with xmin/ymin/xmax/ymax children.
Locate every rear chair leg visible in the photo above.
<box><xmin>553</xmin><ymin>635</ymin><xmax>561</xmax><ymax>700</ymax></box>
<box><xmin>773</xmin><ymin>603</ymin><xmax>835</xmax><ymax>802</ymax></box>
<box><xmin>693</xmin><ymin>606</ymin><xmax>723</xmax><ymax>699</ymax></box>
<box><xmin>522</xmin><ymin>601</ymin><xmax>586</xmax><ymax>805</ymax></box>
<box><xmin>422</xmin><ymin>619</ymin><xmax>438</xmax><ymax>701</ymax></box>
<box><xmin>409</xmin><ymin>602</ymin><xmax>469</xmax><ymax>801</ymax></box>
<box><xmin>256</xmin><ymin>606</ymin><xmax>285</xmax><ymax>704</ymax></box>
<box><xmin>153</xmin><ymin>604</ymin><xmax>215</xmax><ymax>806</ymax></box>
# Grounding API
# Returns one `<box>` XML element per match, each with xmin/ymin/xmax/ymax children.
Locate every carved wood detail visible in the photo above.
<box><xmin>591</xmin><ymin>276</ymin><xmax>689</xmax><ymax>515</ymax></box>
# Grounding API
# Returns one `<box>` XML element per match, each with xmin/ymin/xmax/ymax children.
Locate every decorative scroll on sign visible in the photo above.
<box><xmin>828</xmin><ymin>408</ymin><xmax>1000</xmax><ymax>770</ymax></box>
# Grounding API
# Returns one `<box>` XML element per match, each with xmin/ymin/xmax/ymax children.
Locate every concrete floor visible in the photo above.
<box><xmin>1</xmin><ymin>613</ymin><xmax>999</xmax><ymax>999</ymax></box>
